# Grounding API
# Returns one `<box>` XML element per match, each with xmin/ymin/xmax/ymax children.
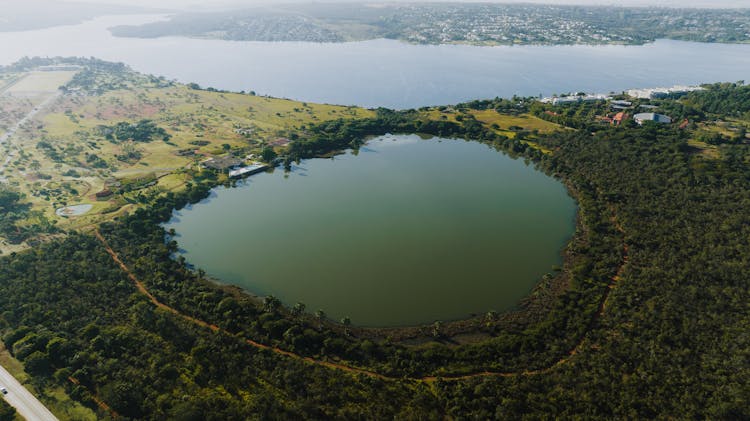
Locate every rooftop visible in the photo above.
<box><xmin>203</xmin><ymin>156</ymin><xmax>242</xmax><ymax>170</ymax></box>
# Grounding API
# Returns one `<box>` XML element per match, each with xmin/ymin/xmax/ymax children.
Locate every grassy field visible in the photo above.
<box><xmin>0</xmin><ymin>96</ymin><xmax>33</xmax><ymax>137</ymax></box>
<box><xmin>5</xmin><ymin>71</ymin><xmax>77</xmax><ymax>94</ymax></box>
<box><xmin>424</xmin><ymin>108</ymin><xmax>562</xmax><ymax>153</ymax></box>
<box><xmin>0</xmin><ymin>68</ymin><xmax>375</xmax><ymax>252</ymax></box>
<box><xmin>0</xmin><ymin>66</ymin><xmax>570</xmax><ymax>253</ymax></box>
<box><xmin>687</xmin><ymin>118</ymin><xmax>749</xmax><ymax>159</ymax></box>
<box><xmin>469</xmin><ymin>109</ymin><xmax>561</xmax><ymax>133</ymax></box>
<box><xmin>686</xmin><ymin>138</ymin><xmax>721</xmax><ymax>159</ymax></box>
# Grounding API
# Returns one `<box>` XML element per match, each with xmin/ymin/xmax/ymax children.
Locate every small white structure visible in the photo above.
<box><xmin>228</xmin><ymin>163</ymin><xmax>268</xmax><ymax>178</ymax></box>
<box><xmin>634</xmin><ymin>113</ymin><xmax>672</xmax><ymax>125</ymax></box>
<box><xmin>36</xmin><ymin>65</ymin><xmax>82</xmax><ymax>72</ymax></box>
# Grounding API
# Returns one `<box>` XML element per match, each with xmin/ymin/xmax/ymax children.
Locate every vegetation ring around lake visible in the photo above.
<box><xmin>165</xmin><ymin>135</ymin><xmax>578</xmax><ymax>328</ymax></box>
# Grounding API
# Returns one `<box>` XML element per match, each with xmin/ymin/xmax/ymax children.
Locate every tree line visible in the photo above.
<box><xmin>0</xmin><ymin>85</ymin><xmax>749</xmax><ymax>418</ymax></box>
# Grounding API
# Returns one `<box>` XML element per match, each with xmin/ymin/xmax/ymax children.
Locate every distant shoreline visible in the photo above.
<box><xmin>107</xmin><ymin>3</ymin><xmax>750</xmax><ymax>47</ymax></box>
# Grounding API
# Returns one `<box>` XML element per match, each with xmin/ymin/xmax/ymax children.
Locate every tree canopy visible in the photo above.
<box><xmin>0</xmin><ymin>85</ymin><xmax>749</xmax><ymax>418</ymax></box>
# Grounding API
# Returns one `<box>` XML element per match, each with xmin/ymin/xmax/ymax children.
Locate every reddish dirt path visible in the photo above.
<box><xmin>95</xmin><ymin>219</ymin><xmax>628</xmax><ymax>383</ymax></box>
<box><xmin>67</xmin><ymin>376</ymin><xmax>119</xmax><ymax>418</ymax></box>
<box><xmin>94</xmin><ymin>230</ymin><xmax>390</xmax><ymax>381</ymax></box>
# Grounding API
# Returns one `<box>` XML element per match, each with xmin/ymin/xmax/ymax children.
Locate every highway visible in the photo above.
<box><xmin>0</xmin><ymin>74</ymin><xmax>27</xmax><ymax>96</ymax></box>
<box><xmin>0</xmin><ymin>364</ymin><xmax>58</xmax><ymax>421</ymax></box>
<box><xmin>0</xmin><ymin>90</ymin><xmax>62</xmax><ymax>182</ymax></box>
<box><xmin>0</xmin><ymin>73</ymin><xmax>66</xmax><ymax>420</ymax></box>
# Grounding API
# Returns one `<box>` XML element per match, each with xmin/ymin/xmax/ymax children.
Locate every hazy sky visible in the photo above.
<box><xmin>56</xmin><ymin>0</ymin><xmax>750</xmax><ymax>11</ymax></box>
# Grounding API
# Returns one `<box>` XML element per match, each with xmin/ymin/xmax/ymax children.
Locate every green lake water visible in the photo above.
<box><xmin>165</xmin><ymin>135</ymin><xmax>577</xmax><ymax>326</ymax></box>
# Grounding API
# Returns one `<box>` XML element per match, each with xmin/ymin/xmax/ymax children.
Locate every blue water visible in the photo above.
<box><xmin>165</xmin><ymin>135</ymin><xmax>577</xmax><ymax>326</ymax></box>
<box><xmin>1</xmin><ymin>15</ymin><xmax>749</xmax><ymax>108</ymax></box>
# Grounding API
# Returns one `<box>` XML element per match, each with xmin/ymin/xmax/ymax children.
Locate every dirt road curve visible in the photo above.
<box><xmin>0</xmin><ymin>364</ymin><xmax>58</xmax><ymax>421</ymax></box>
<box><xmin>96</xmin><ymin>221</ymin><xmax>629</xmax><ymax>383</ymax></box>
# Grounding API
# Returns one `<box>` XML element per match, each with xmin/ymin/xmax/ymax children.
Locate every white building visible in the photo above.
<box><xmin>542</xmin><ymin>94</ymin><xmax>611</xmax><ymax>106</ymax></box>
<box><xmin>626</xmin><ymin>85</ymin><xmax>703</xmax><ymax>100</ymax></box>
<box><xmin>634</xmin><ymin>113</ymin><xmax>672</xmax><ymax>125</ymax></box>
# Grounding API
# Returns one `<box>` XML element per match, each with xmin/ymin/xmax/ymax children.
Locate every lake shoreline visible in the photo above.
<box><xmin>108</xmin><ymin>29</ymin><xmax>750</xmax><ymax>48</ymax></box>
<box><xmin>2</xmin><ymin>16</ymin><xmax>749</xmax><ymax>109</ymax></box>
<box><xmin>166</xmin><ymin>134</ymin><xmax>581</xmax><ymax>344</ymax></box>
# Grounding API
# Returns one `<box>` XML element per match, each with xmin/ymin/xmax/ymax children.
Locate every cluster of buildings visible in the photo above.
<box><xmin>633</xmin><ymin>113</ymin><xmax>672</xmax><ymax>125</ymax></box>
<box><xmin>601</xmin><ymin>111</ymin><xmax>629</xmax><ymax>126</ymax></box>
<box><xmin>541</xmin><ymin>86</ymin><xmax>697</xmax><ymax>127</ymax></box>
<box><xmin>625</xmin><ymin>85</ymin><xmax>703</xmax><ymax>100</ymax></box>
<box><xmin>391</xmin><ymin>4</ymin><xmax>638</xmax><ymax>45</ymax></box>
<box><xmin>601</xmin><ymin>110</ymin><xmax>674</xmax><ymax>127</ymax></box>
<box><xmin>202</xmin><ymin>155</ymin><xmax>269</xmax><ymax>179</ymax></box>
<box><xmin>540</xmin><ymin>93</ymin><xmax>611</xmax><ymax>106</ymax></box>
<box><xmin>36</xmin><ymin>65</ymin><xmax>82</xmax><ymax>72</ymax></box>
<box><xmin>542</xmin><ymin>84</ymin><xmax>703</xmax><ymax>107</ymax></box>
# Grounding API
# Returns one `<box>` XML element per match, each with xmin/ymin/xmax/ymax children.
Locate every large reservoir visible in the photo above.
<box><xmin>165</xmin><ymin>135</ymin><xmax>577</xmax><ymax>326</ymax></box>
<box><xmin>1</xmin><ymin>15</ymin><xmax>750</xmax><ymax>108</ymax></box>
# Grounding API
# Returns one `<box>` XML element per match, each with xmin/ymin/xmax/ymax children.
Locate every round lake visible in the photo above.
<box><xmin>165</xmin><ymin>135</ymin><xmax>577</xmax><ymax>326</ymax></box>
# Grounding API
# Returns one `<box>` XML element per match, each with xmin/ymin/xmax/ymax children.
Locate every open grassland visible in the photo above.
<box><xmin>0</xmin><ymin>67</ymin><xmax>573</xmax><ymax>253</ymax></box>
<box><xmin>0</xmin><ymin>69</ymin><xmax>374</xmax><ymax>251</ymax></box>
<box><xmin>424</xmin><ymin>108</ymin><xmax>562</xmax><ymax>153</ymax></box>
<box><xmin>687</xmin><ymin>119</ymin><xmax>749</xmax><ymax>159</ymax></box>
<box><xmin>0</xmin><ymin>73</ymin><xmax>22</xmax><ymax>92</ymax></box>
<box><xmin>0</xmin><ymin>96</ymin><xmax>34</xmax><ymax>137</ymax></box>
<box><xmin>5</xmin><ymin>71</ymin><xmax>78</xmax><ymax>94</ymax></box>
<box><xmin>686</xmin><ymin>138</ymin><xmax>721</xmax><ymax>159</ymax></box>
<box><xmin>470</xmin><ymin>109</ymin><xmax>561</xmax><ymax>133</ymax></box>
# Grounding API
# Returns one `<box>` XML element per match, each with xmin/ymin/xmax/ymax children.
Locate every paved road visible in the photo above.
<box><xmin>0</xmin><ymin>74</ymin><xmax>27</xmax><ymax>96</ymax></box>
<box><xmin>0</xmin><ymin>90</ymin><xmax>62</xmax><ymax>182</ymax></box>
<box><xmin>0</xmin><ymin>364</ymin><xmax>58</xmax><ymax>421</ymax></box>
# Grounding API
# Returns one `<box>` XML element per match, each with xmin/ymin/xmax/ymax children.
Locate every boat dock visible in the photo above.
<box><xmin>229</xmin><ymin>163</ymin><xmax>269</xmax><ymax>178</ymax></box>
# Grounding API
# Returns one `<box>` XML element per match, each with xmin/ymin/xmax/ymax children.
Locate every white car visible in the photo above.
<box><xmin>1</xmin><ymin>386</ymin><xmax>7</xmax><ymax>395</ymax></box>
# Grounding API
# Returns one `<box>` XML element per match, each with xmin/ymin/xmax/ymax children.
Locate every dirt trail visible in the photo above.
<box><xmin>95</xmin><ymin>218</ymin><xmax>628</xmax><ymax>383</ymax></box>
<box><xmin>67</xmin><ymin>376</ymin><xmax>118</xmax><ymax>418</ymax></box>
<box><xmin>94</xmin><ymin>230</ymin><xmax>390</xmax><ymax>380</ymax></box>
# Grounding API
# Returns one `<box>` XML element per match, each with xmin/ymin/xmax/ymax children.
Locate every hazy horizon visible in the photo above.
<box><xmin>52</xmin><ymin>0</ymin><xmax>750</xmax><ymax>11</ymax></box>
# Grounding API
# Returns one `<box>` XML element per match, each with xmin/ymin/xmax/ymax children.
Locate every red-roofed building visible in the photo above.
<box><xmin>612</xmin><ymin>112</ymin><xmax>628</xmax><ymax>126</ymax></box>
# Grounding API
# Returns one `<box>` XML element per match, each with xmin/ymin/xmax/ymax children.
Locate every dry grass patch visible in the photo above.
<box><xmin>469</xmin><ymin>109</ymin><xmax>561</xmax><ymax>133</ymax></box>
<box><xmin>6</xmin><ymin>71</ymin><xmax>76</xmax><ymax>94</ymax></box>
<box><xmin>0</xmin><ymin>69</ymin><xmax>376</xmax><ymax>246</ymax></box>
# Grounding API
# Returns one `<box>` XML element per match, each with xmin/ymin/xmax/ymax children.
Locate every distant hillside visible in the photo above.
<box><xmin>109</xmin><ymin>3</ymin><xmax>750</xmax><ymax>45</ymax></box>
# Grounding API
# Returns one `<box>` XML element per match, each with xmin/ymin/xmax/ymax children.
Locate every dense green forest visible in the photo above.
<box><xmin>0</xmin><ymin>187</ymin><xmax>55</xmax><ymax>244</ymax></box>
<box><xmin>1</xmin><ymin>85</ymin><xmax>749</xmax><ymax>419</ymax></box>
<box><xmin>0</xmin><ymin>400</ymin><xmax>15</xmax><ymax>421</ymax></box>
